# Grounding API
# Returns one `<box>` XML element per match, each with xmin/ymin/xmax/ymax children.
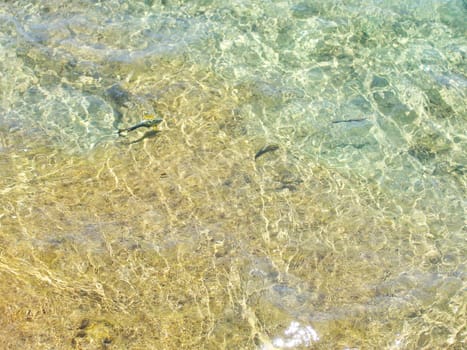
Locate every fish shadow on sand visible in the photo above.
<box><xmin>120</xmin><ymin>130</ymin><xmax>160</xmax><ymax>145</ymax></box>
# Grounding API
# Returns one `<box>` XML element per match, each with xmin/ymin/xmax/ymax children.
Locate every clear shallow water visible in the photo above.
<box><xmin>0</xmin><ymin>0</ymin><xmax>465</xmax><ymax>349</ymax></box>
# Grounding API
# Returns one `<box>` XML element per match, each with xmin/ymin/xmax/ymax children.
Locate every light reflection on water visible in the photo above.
<box><xmin>0</xmin><ymin>0</ymin><xmax>465</xmax><ymax>349</ymax></box>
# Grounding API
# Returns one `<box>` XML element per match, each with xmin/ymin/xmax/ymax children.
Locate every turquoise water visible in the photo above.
<box><xmin>0</xmin><ymin>1</ymin><xmax>465</xmax><ymax>349</ymax></box>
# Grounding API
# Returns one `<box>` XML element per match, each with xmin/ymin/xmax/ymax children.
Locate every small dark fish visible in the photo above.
<box><xmin>255</xmin><ymin>144</ymin><xmax>279</xmax><ymax>160</ymax></box>
<box><xmin>118</xmin><ymin>118</ymin><xmax>163</xmax><ymax>135</ymax></box>
<box><xmin>332</xmin><ymin>118</ymin><xmax>367</xmax><ymax>124</ymax></box>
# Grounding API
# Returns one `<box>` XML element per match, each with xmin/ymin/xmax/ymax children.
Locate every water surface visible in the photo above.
<box><xmin>0</xmin><ymin>0</ymin><xmax>465</xmax><ymax>349</ymax></box>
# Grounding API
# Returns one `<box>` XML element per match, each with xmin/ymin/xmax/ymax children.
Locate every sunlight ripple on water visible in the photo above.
<box><xmin>0</xmin><ymin>0</ymin><xmax>465</xmax><ymax>349</ymax></box>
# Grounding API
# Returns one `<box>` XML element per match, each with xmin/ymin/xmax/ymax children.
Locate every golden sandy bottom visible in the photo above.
<box><xmin>0</xmin><ymin>54</ymin><xmax>464</xmax><ymax>350</ymax></box>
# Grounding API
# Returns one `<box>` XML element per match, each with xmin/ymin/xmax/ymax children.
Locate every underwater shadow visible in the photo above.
<box><xmin>121</xmin><ymin>130</ymin><xmax>161</xmax><ymax>145</ymax></box>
